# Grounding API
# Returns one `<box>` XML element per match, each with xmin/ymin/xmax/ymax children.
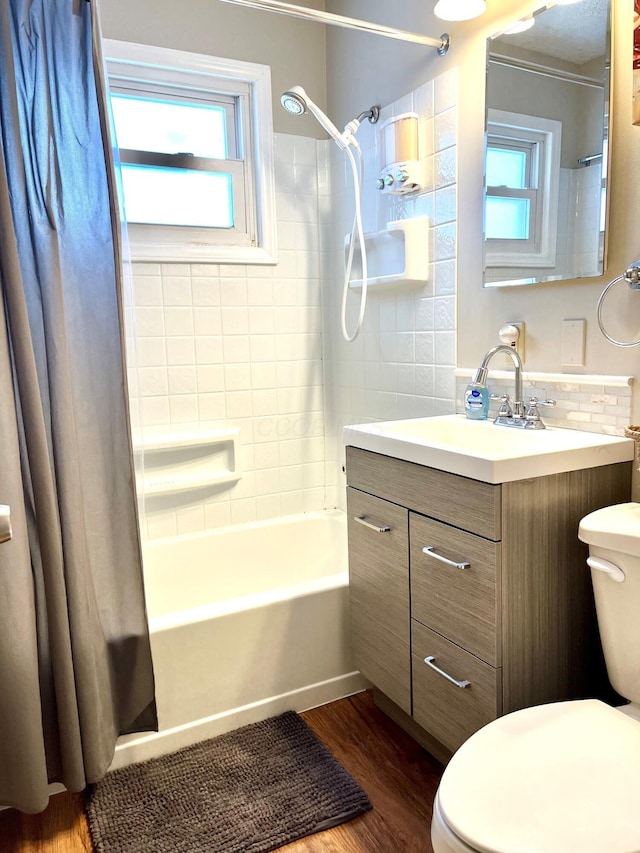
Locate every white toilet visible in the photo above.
<box><xmin>431</xmin><ymin>502</ymin><xmax>640</xmax><ymax>853</ymax></box>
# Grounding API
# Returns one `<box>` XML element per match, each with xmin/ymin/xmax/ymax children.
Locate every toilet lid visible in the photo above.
<box><xmin>438</xmin><ymin>700</ymin><xmax>640</xmax><ymax>853</ymax></box>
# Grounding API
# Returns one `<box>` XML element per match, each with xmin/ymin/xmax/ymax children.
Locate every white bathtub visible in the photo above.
<box><xmin>112</xmin><ymin>510</ymin><xmax>365</xmax><ymax>769</ymax></box>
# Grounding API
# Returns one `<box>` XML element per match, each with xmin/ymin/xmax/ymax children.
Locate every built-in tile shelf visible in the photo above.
<box><xmin>135</xmin><ymin>429</ymin><xmax>241</xmax><ymax>497</ymax></box>
<box><xmin>346</xmin><ymin>217</ymin><xmax>430</xmax><ymax>289</ymax></box>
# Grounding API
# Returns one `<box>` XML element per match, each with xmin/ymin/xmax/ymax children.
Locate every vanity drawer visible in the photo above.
<box><xmin>347</xmin><ymin>487</ymin><xmax>411</xmax><ymax>714</ymax></box>
<box><xmin>410</xmin><ymin>513</ymin><xmax>501</xmax><ymax>666</ymax></box>
<box><xmin>346</xmin><ymin>446</ymin><xmax>501</xmax><ymax>539</ymax></box>
<box><xmin>412</xmin><ymin>621</ymin><xmax>502</xmax><ymax>753</ymax></box>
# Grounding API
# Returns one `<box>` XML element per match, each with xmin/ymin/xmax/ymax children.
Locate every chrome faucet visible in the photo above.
<box><xmin>475</xmin><ymin>345</ymin><xmax>524</xmax><ymax>418</ymax></box>
<box><xmin>474</xmin><ymin>345</ymin><xmax>556</xmax><ymax>429</ymax></box>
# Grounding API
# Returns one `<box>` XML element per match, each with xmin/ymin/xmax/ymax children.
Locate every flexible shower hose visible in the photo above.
<box><xmin>341</xmin><ymin>142</ymin><xmax>368</xmax><ymax>343</ymax></box>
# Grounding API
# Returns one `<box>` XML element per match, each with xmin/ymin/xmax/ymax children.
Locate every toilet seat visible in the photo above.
<box><xmin>436</xmin><ymin>699</ymin><xmax>640</xmax><ymax>853</ymax></box>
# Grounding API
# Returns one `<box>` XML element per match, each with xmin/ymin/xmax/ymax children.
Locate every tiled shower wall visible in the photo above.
<box><xmin>322</xmin><ymin>68</ymin><xmax>459</xmax><ymax>510</ymax></box>
<box><xmin>129</xmin><ymin>134</ymin><xmax>329</xmax><ymax>540</ymax></box>
<box><xmin>128</xmin><ymin>66</ymin><xmax>461</xmax><ymax>536</ymax></box>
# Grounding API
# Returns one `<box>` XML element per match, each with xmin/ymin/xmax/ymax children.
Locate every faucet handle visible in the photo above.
<box><xmin>491</xmin><ymin>393</ymin><xmax>513</xmax><ymax>418</ymax></box>
<box><xmin>526</xmin><ymin>397</ymin><xmax>556</xmax><ymax>421</ymax></box>
<box><xmin>526</xmin><ymin>396</ymin><xmax>556</xmax><ymax>408</ymax></box>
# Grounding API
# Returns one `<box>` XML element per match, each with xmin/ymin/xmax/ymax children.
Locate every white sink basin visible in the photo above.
<box><xmin>343</xmin><ymin>415</ymin><xmax>634</xmax><ymax>484</ymax></box>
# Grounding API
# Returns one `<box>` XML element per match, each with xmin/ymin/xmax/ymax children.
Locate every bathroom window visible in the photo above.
<box><xmin>104</xmin><ymin>40</ymin><xmax>277</xmax><ymax>264</ymax></box>
<box><xmin>485</xmin><ymin>110</ymin><xmax>561</xmax><ymax>269</ymax></box>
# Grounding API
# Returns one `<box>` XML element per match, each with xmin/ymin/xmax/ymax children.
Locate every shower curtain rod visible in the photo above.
<box><xmin>218</xmin><ymin>0</ymin><xmax>450</xmax><ymax>54</ymax></box>
<box><xmin>488</xmin><ymin>52</ymin><xmax>603</xmax><ymax>89</ymax></box>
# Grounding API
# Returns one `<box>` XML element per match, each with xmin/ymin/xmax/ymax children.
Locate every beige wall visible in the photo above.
<box><xmin>98</xmin><ymin>0</ymin><xmax>328</xmax><ymax>137</ymax></box>
<box><xmin>326</xmin><ymin>0</ymin><xmax>640</xmax><ymax>393</ymax></box>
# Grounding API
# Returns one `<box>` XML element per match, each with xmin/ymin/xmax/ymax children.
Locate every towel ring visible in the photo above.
<box><xmin>596</xmin><ymin>260</ymin><xmax>640</xmax><ymax>347</ymax></box>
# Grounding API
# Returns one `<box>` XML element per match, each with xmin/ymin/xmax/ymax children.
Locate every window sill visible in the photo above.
<box><xmin>128</xmin><ymin>240</ymin><xmax>279</xmax><ymax>265</ymax></box>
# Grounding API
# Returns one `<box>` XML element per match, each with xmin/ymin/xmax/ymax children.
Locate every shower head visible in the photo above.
<box><xmin>281</xmin><ymin>86</ymin><xmax>307</xmax><ymax>116</ymax></box>
<box><xmin>281</xmin><ymin>85</ymin><xmax>380</xmax><ymax>150</ymax></box>
<box><xmin>280</xmin><ymin>85</ymin><xmax>347</xmax><ymax>148</ymax></box>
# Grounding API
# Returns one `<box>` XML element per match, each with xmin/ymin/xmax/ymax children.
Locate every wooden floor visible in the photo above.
<box><xmin>0</xmin><ymin>691</ymin><xmax>443</xmax><ymax>853</ymax></box>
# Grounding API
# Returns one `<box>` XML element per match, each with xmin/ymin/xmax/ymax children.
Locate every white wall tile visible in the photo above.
<box><xmin>435</xmin><ymin>147</ymin><xmax>456</xmax><ymax>188</ymax></box>
<box><xmin>164</xmin><ymin>307</ymin><xmax>194</xmax><ymax>336</ymax></box>
<box><xmin>166</xmin><ymin>337</ymin><xmax>195</xmax><ymax>365</ymax></box>
<box><xmin>135</xmin><ymin>307</ymin><xmax>165</xmax><ymax>337</ymax></box>
<box><xmin>140</xmin><ymin>396</ymin><xmax>170</xmax><ymax>426</ymax></box>
<box><xmin>222</xmin><ymin>335</ymin><xmax>251</xmax><ymax>363</ymax></box>
<box><xmin>134</xmin><ymin>276</ymin><xmax>163</xmax><ymax>306</ymax></box>
<box><xmin>220</xmin><ymin>307</ymin><xmax>248</xmax><ymax>335</ymax></box>
<box><xmin>195</xmin><ymin>336</ymin><xmax>223</xmax><ymax>364</ymax></box>
<box><xmin>198</xmin><ymin>392</ymin><xmax>226</xmax><ymax>421</ymax></box>
<box><xmin>139</xmin><ymin>367</ymin><xmax>168</xmax><ymax>396</ymax></box>
<box><xmin>414</xmin><ymin>81</ymin><xmax>434</xmax><ymax>120</ymax></box>
<box><xmin>435</xmin><ymin>68</ymin><xmax>458</xmax><ymax>114</ymax></box>
<box><xmin>224</xmin><ymin>363</ymin><xmax>252</xmax><ymax>391</ymax></box>
<box><xmin>169</xmin><ymin>395</ymin><xmax>198</xmax><ymax>423</ymax></box>
<box><xmin>191</xmin><ymin>308</ymin><xmax>223</xmax><ymax>338</ymax></box>
<box><xmin>168</xmin><ymin>366</ymin><xmax>197</xmax><ymax>394</ymax></box>
<box><xmin>138</xmin><ymin>337</ymin><xmax>167</xmax><ymax>367</ymax></box>
<box><xmin>196</xmin><ymin>364</ymin><xmax>224</xmax><ymax>393</ymax></box>
<box><xmin>247</xmin><ymin>279</ymin><xmax>275</xmax><ymax>306</ymax></box>
<box><xmin>192</xmin><ymin>277</ymin><xmax>221</xmax><ymax>306</ymax></box>
<box><xmin>162</xmin><ymin>276</ymin><xmax>192</xmax><ymax>306</ymax></box>
<box><xmin>220</xmin><ymin>279</ymin><xmax>248</xmax><ymax>306</ymax></box>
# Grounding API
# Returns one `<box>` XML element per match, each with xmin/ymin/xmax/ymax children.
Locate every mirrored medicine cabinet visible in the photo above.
<box><xmin>483</xmin><ymin>0</ymin><xmax>611</xmax><ymax>287</ymax></box>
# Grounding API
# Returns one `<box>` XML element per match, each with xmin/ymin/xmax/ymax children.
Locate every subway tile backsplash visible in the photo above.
<box><xmin>455</xmin><ymin>370</ymin><xmax>633</xmax><ymax>435</ymax></box>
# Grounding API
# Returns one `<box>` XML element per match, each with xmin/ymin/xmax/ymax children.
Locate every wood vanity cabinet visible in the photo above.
<box><xmin>345</xmin><ymin>445</ymin><xmax>631</xmax><ymax>758</ymax></box>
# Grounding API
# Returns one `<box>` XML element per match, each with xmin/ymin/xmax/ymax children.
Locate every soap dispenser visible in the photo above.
<box><xmin>464</xmin><ymin>367</ymin><xmax>490</xmax><ymax>420</ymax></box>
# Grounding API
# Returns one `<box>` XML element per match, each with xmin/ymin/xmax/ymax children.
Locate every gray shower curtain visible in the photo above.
<box><xmin>0</xmin><ymin>0</ymin><xmax>156</xmax><ymax>813</ymax></box>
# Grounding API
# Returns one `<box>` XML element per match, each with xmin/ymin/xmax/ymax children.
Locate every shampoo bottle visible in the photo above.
<box><xmin>464</xmin><ymin>368</ymin><xmax>489</xmax><ymax>420</ymax></box>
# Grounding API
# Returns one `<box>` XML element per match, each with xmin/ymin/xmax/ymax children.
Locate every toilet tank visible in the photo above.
<box><xmin>578</xmin><ymin>503</ymin><xmax>640</xmax><ymax>704</ymax></box>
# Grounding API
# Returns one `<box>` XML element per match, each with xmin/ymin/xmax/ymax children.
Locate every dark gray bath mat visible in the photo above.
<box><xmin>85</xmin><ymin>710</ymin><xmax>372</xmax><ymax>853</ymax></box>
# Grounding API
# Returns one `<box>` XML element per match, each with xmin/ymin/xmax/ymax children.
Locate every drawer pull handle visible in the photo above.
<box><xmin>422</xmin><ymin>546</ymin><xmax>469</xmax><ymax>570</ymax></box>
<box><xmin>424</xmin><ymin>655</ymin><xmax>471</xmax><ymax>689</ymax></box>
<box><xmin>354</xmin><ymin>514</ymin><xmax>390</xmax><ymax>533</ymax></box>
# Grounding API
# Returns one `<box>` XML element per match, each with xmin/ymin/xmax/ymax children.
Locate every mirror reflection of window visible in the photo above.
<box><xmin>485</xmin><ymin>110</ymin><xmax>560</xmax><ymax>270</ymax></box>
<box><xmin>486</xmin><ymin>143</ymin><xmax>534</xmax><ymax>240</ymax></box>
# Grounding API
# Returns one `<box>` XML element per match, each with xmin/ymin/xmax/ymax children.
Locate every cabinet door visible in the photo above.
<box><xmin>412</xmin><ymin>621</ymin><xmax>501</xmax><ymax>753</ymax></box>
<box><xmin>347</xmin><ymin>487</ymin><xmax>411</xmax><ymax>714</ymax></box>
<box><xmin>411</xmin><ymin>512</ymin><xmax>501</xmax><ymax>666</ymax></box>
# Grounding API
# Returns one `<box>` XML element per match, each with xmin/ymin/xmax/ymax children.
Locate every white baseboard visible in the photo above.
<box><xmin>110</xmin><ymin>671</ymin><xmax>367</xmax><ymax>771</ymax></box>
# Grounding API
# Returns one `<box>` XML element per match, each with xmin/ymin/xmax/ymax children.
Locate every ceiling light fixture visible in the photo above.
<box><xmin>434</xmin><ymin>0</ymin><xmax>487</xmax><ymax>22</ymax></box>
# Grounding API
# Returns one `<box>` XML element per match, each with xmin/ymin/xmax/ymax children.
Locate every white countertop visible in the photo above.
<box><xmin>343</xmin><ymin>415</ymin><xmax>634</xmax><ymax>484</ymax></box>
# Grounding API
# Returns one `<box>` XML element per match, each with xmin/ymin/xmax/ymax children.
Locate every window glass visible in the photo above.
<box><xmin>111</xmin><ymin>94</ymin><xmax>228</xmax><ymax>159</ymax></box>
<box><xmin>486</xmin><ymin>196</ymin><xmax>530</xmax><ymax>240</ymax></box>
<box><xmin>104</xmin><ymin>40</ymin><xmax>277</xmax><ymax>263</ymax></box>
<box><xmin>486</xmin><ymin>147</ymin><xmax>527</xmax><ymax>189</ymax></box>
<box><xmin>120</xmin><ymin>165</ymin><xmax>234</xmax><ymax>228</ymax></box>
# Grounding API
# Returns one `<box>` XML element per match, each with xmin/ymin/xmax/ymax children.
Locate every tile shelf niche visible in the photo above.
<box><xmin>346</xmin><ymin>217</ymin><xmax>430</xmax><ymax>289</ymax></box>
<box><xmin>135</xmin><ymin>429</ymin><xmax>241</xmax><ymax>497</ymax></box>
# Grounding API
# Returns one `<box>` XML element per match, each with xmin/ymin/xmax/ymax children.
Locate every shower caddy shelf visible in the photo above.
<box><xmin>346</xmin><ymin>217</ymin><xmax>430</xmax><ymax>289</ymax></box>
<box><xmin>135</xmin><ymin>429</ymin><xmax>241</xmax><ymax>497</ymax></box>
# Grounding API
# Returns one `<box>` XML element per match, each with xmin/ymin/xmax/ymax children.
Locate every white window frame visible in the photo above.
<box><xmin>104</xmin><ymin>40</ymin><xmax>278</xmax><ymax>265</ymax></box>
<box><xmin>485</xmin><ymin>109</ymin><xmax>561</xmax><ymax>269</ymax></box>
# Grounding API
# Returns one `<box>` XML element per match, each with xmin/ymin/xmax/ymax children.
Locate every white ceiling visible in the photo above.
<box><xmin>495</xmin><ymin>0</ymin><xmax>609</xmax><ymax>66</ymax></box>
